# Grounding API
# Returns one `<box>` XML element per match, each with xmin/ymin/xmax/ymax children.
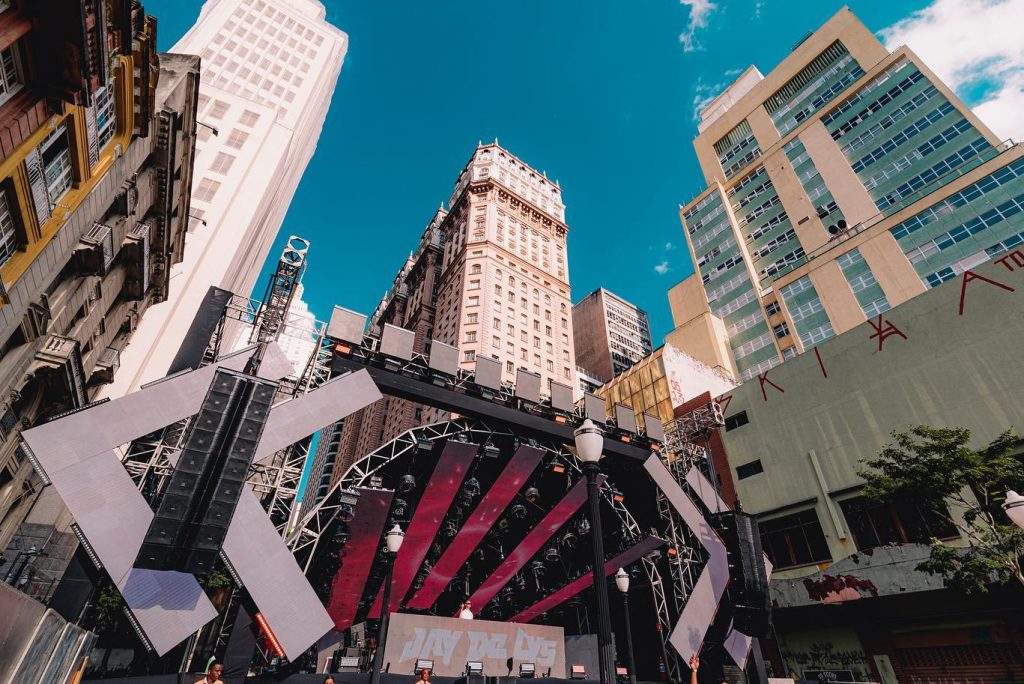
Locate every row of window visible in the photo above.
<box><xmin>829</xmin><ymin>69</ymin><xmax>927</xmax><ymax>141</ymax></box>
<box><xmin>840</xmin><ymin>87</ymin><xmax>943</xmax><ymax>157</ymax></box>
<box><xmin>759</xmin><ymin>497</ymin><xmax>956</xmax><ymax>570</ymax></box>
<box><xmin>850</xmin><ymin>101</ymin><xmax>955</xmax><ymax>174</ymax></box>
<box><xmin>891</xmin><ymin>158</ymin><xmax>1024</xmax><ymax>239</ymax></box>
<box><xmin>875</xmin><ymin>138</ymin><xmax>991</xmax><ymax>211</ymax></box>
<box><xmin>861</xmin><ymin>118</ymin><xmax>975</xmax><ymax>192</ymax></box>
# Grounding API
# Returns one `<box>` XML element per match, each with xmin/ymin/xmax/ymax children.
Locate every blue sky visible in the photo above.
<box><xmin>146</xmin><ymin>0</ymin><xmax>1024</xmax><ymax>341</ymax></box>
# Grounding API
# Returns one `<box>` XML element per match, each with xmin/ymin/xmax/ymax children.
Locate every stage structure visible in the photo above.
<box><xmin>291</xmin><ymin>312</ymin><xmax>773</xmax><ymax>680</ymax></box>
<box><xmin>17</xmin><ymin>238</ymin><xmax>770</xmax><ymax>680</ymax></box>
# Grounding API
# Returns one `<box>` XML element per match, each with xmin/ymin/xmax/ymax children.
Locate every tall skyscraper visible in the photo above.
<box><xmin>106</xmin><ymin>0</ymin><xmax>348</xmax><ymax>396</ymax></box>
<box><xmin>572</xmin><ymin>287</ymin><xmax>652</xmax><ymax>383</ymax></box>
<box><xmin>667</xmin><ymin>8</ymin><xmax>1024</xmax><ymax>383</ymax></box>
<box><xmin>331</xmin><ymin>142</ymin><xmax>576</xmax><ymax>483</ymax></box>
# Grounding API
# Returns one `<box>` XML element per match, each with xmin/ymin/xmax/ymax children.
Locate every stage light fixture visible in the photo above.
<box><xmin>561</xmin><ymin>531</ymin><xmax>577</xmax><ymax>549</ymax></box>
<box><xmin>531</xmin><ymin>559</ymin><xmax>546</xmax><ymax>575</ymax></box>
<box><xmin>616</xmin><ymin>667</ymin><xmax>629</xmax><ymax>678</ymax></box>
<box><xmin>577</xmin><ymin>518</ymin><xmax>590</xmax><ymax>535</ymax></box>
<box><xmin>466</xmin><ymin>661</ymin><xmax>484</xmax><ymax>676</ymax></box>
<box><xmin>416</xmin><ymin>437</ymin><xmax>434</xmax><ymax>452</ymax></box>
<box><xmin>571</xmin><ymin>665</ymin><xmax>587</xmax><ymax>679</ymax></box>
<box><xmin>369</xmin><ymin>475</ymin><xmax>384</xmax><ymax>488</ymax></box>
<box><xmin>525</xmin><ymin>487</ymin><xmax>540</xmax><ymax>503</ymax></box>
<box><xmin>464</xmin><ymin>477</ymin><xmax>481</xmax><ymax>497</ymax></box>
<box><xmin>444</xmin><ymin>521</ymin><xmax>458</xmax><ymax>538</ymax></box>
<box><xmin>415</xmin><ymin>659</ymin><xmax>434</xmax><ymax>675</ymax></box>
<box><xmin>339</xmin><ymin>504</ymin><xmax>355</xmax><ymax>522</ymax></box>
<box><xmin>338</xmin><ymin>656</ymin><xmax>361</xmax><ymax>672</ymax></box>
<box><xmin>398</xmin><ymin>474</ymin><xmax>416</xmax><ymax>493</ymax></box>
<box><xmin>545</xmin><ymin>547</ymin><xmax>560</xmax><ymax>563</ymax></box>
<box><xmin>520</xmin><ymin>663</ymin><xmax>536</xmax><ymax>678</ymax></box>
<box><xmin>497</xmin><ymin>518</ymin><xmax>510</xmax><ymax>532</ymax></box>
<box><xmin>511</xmin><ymin>504</ymin><xmax>527</xmax><ymax>520</ymax></box>
<box><xmin>482</xmin><ymin>441</ymin><xmax>501</xmax><ymax>459</ymax></box>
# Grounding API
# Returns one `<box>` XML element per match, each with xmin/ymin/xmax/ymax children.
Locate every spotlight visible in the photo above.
<box><xmin>399</xmin><ymin>474</ymin><xmax>416</xmax><ymax>493</ymax></box>
<box><xmin>466</xmin><ymin>661</ymin><xmax>484</xmax><ymax>676</ymax></box>
<box><xmin>511</xmin><ymin>504</ymin><xmax>527</xmax><ymax>520</ymax></box>
<box><xmin>530</xmin><ymin>559</ymin><xmax>546</xmax><ymax>576</ymax></box>
<box><xmin>444</xmin><ymin>521</ymin><xmax>458</xmax><ymax>538</ymax></box>
<box><xmin>416</xmin><ymin>438</ymin><xmax>434</xmax><ymax>452</ymax></box>
<box><xmin>392</xmin><ymin>498</ymin><xmax>407</xmax><ymax>517</ymax></box>
<box><xmin>415</xmin><ymin>659</ymin><xmax>434</xmax><ymax>675</ymax></box>
<box><xmin>333</xmin><ymin>522</ymin><xmax>350</xmax><ymax>544</ymax></box>
<box><xmin>339</xmin><ymin>504</ymin><xmax>355</xmax><ymax>522</ymax></box>
<box><xmin>482</xmin><ymin>442</ymin><xmax>500</xmax><ymax>459</ymax></box>
<box><xmin>525</xmin><ymin>487</ymin><xmax>540</xmax><ymax>503</ymax></box>
<box><xmin>369</xmin><ymin>475</ymin><xmax>384</xmax><ymax>488</ymax></box>
<box><xmin>464</xmin><ymin>477</ymin><xmax>481</xmax><ymax>497</ymax></box>
<box><xmin>561</xmin><ymin>531</ymin><xmax>577</xmax><ymax>549</ymax></box>
<box><xmin>497</xmin><ymin>519</ymin><xmax>510</xmax><ymax>532</ymax></box>
<box><xmin>545</xmin><ymin>547</ymin><xmax>560</xmax><ymax>563</ymax></box>
<box><xmin>520</xmin><ymin>663</ymin><xmax>536</xmax><ymax>678</ymax></box>
<box><xmin>577</xmin><ymin>518</ymin><xmax>590</xmax><ymax>535</ymax></box>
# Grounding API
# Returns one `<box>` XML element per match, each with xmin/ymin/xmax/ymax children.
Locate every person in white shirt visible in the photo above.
<box><xmin>458</xmin><ymin>600</ymin><xmax>474</xmax><ymax>619</ymax></box>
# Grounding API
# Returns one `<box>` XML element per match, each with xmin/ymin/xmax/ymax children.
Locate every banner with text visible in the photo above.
<box><xmin>382</xmin><ymin>613</ymin><xmax>566</xmax><ymax>677</ymax></box>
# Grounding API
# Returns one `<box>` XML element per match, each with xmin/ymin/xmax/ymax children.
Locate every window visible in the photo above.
<box><xmin>765</xmin><ymin>301</ymin><xmax>781</xmax><ymax>316</ymax></box>
<box><xmin>470</xmin><ymin>264</ymin><xmax>481</xmax><ymax>274</ymax></box>
<box><xmin>466</xmin><ymin>331</ymin><xmax>477</xmax><ymax>342</ymax></box>
<box><xmin>469</xmin><ymin>279</ymin><xmax>480</xmax><ymax>290</ymax></box>
<box><xmin>194</xmin><ymin>178</ymin><xmax>222</xmax><ymax>203</ymax></box>
<box><xmin>26</xmin><ymin>124</ymin><xmax>73</xmax><ymax>225</ymax></box>
<box><xmin>209</xmin><ymin>100</ymin><xmax>230</xmax><ymax>121</ymax></box>
<box><xmin>736</xmin><ymin>460</ymin><xmax>763</xmax><ymax>480</ymax></box>
<box><xmin>0</xmin><ymin>190</ymin><xmax>18</xmax><ymax>267</ymax></box>
<box><xmin>93</xmin><ymin>86</ymin><xmax>117</xmax><ymax>151</ymax></box>
<box><xmin>506</xmin><ymin>361</ymin><xmax>514</xmax><ymax>373</ymax></box>
<box><xmin>839</xmin><ymin>497</ymin><xmax>957</xmax><ymax>550</ymax></box>
<box><xmin>464</xmin><ymin>351</ymin><xmax>476</xmax><ymax>362</ymax></box>
<box><xmin>225</xmin><ymin>129</ymin><xmax>249</xmax><ymax>149</ymax></box>
<box><xmin>724</xmin><ymin>411</ymin><xmax>749</xmax><ymax>431</ymax></box>
<box><xmin>467</xmin><ymin>313</ymin><xmax>478</xmax><ymax>323</ymax></box>
<box><xmin>759</xmin><ymin>509</ymin><xmax>831</xmax><ymax>569</ymax></box>
<box><xmin>468</xmin><ymin>296</ymin><xmax>479</xmax><ymax>306</ymax></box>
<box><xmin>210</xmin><ymin>152</ymin><xmax>236</xmax><ymax>174</ymax></box>
<box><xmin>239</xmin><ymin>109</ymin><xmax>261</xmax><ymax>126</ymax></box>
<box><xmin>772</xmin><ymin>322</ymin><xmax>790</xmax><ymax>339</ymax></box>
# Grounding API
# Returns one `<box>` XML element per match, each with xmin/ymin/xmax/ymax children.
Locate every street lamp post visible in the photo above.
<box><xmin>574</xmin><ymin>419</ymin><xmax>616</xmax><ymax>684</ymax></box>
<box><xmin>1005</xmin><ymin>490</ymin><xmax>1024</xmax><ymax>530</ymax></box>
<box><xmin>370</xmin><ymin>524</ymin><xmax>404</xmax><ymax>684</ymax></box>
<box><xmin>615</xmin><ymin>568</ymin><xmax>637</xmax><ymax>684</ymax></box>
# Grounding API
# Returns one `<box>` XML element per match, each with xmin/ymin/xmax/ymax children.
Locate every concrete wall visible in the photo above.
<box><xmin>719</xmin><ymin>257</ymin><xmax>1024</xmax><ymax>567</ymax></box>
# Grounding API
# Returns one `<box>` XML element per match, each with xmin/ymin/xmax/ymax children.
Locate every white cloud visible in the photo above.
<box><xmin>678</xmin><ymin>0</ymin><xmax>717</xmax><ymax>53</ymax></box>
<box><xmin>880</xmin><ymin>0</ymin><xmax>1024</xmax><ymax>142</ymax></box>
<box><xmin>665</xmin><ymin>241</ymin><xmax>676</xmax><ymax>250</ymax></box>
<box><xmin>654</xmin><ymin>261</ymin><xmax>671</xmax><ymax>275</ymax></box>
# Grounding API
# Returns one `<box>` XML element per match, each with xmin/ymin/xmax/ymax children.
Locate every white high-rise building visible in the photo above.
<box><xmin>106</xmin><ymin>0</ymin><xmax>347</xmax><ymax>395</ymax></box>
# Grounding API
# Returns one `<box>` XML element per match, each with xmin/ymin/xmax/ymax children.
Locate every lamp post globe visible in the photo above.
<box><xmin>386</xmin><ymin>524</ymin><xmax>405</xmax><ymax>553</ymax></box>
<box><xmin>1005</xmin><ymin>490</ymin><xmax>1024</xmax><ymax>530</ymax></box>
<box><xmin>615</xmin><ymin>568</ymin><xmax>630</xmax><ymax>594</ymax></box>
<box><xmin>574</xmin><ymin>418</ymin><xmax>604</xmax><ymax>464</ymax></box>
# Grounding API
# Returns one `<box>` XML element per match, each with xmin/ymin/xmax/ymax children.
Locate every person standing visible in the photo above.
<box><xmin>194</xmin><ymin>660</ymin><xmax>223</xmax><ymax>684</ymax></box>
<box><xmin>458</xmin><ymin>600</ymin><xmax>474</xmax><ymax>619</ymax></box>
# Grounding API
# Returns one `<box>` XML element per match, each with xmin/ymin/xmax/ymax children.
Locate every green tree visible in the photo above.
<box><xmin>858</xmin><ymin>425</ymin><xmax>1024</xmax><ymax>593</ymax></box>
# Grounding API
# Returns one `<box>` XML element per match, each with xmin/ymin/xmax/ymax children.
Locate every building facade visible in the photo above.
<box><xmin>572</xmin><ymin>287</ymin><xmax>652</xmax><ymax>383</ymax></box>
<box><xmin>299</xmin><ymin>418</ymin><xmax>343</xmax><ymax>519</ymax></box>
<box><xmin>668</xmin><ymin>8</ymin><xmax>1024</xmax><ymax>384</ymax></box>
<box><xmin>332</xmin><ymin>143</ymin><xmax>576</xmax><ymax>483</ymax></box>
<box><xmin>594</xmin><ymin>343</ymin><xmax>734</xmax><ymax>432</ymax></box>
<box><xmin>106</xmin><ymin>0</ymin><xmax>348</xmax><ymax>397</ymax></box>
<box><xmin>0</xmin><ymin>0</ymin><xmax>200</xmax><ymax>572</ymax></box>
<box><xmin>714</xmin><ymin>257</ymin><xmax>1024</xmax><ymax>680</ymax></box>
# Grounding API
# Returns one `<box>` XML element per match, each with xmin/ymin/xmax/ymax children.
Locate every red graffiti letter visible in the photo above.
<box><xmin>814</xmin><ymin>347</ymin><xmax>828</xmax><ymax>379</ymax></box>
<box><xmin>958</xmin><ymin>269</ymin><xmax>1015</xmax><ymax>315</ymax></box>
<box><xmin>994</xmin><ymin>250</ymin><xmax>1024</xmax><ymax>272</ymax></box>
<box><xmin>758</xmin><ymin>371</ymin><xmax>784</xmax><ymax>402</ymax></box>
<box><xmin>867</xmin><ymin>315</ymin><xmax>907</xmax><ymax>351</ymax></box>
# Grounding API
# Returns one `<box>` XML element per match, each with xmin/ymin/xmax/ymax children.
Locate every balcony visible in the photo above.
<box><xmin>73</xmin><ymin>222</ymin><xmax>115</xmax><ymax>276</ymax></box>
<box><xmin>122</xmin><ymin>222</ymin><xmax>150</xmax><ymax>299</ymax></box>
<box><xmin>28</xmin><ymin>334</ymin><xmax>86</xmax><ymax>410</ymax></box>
